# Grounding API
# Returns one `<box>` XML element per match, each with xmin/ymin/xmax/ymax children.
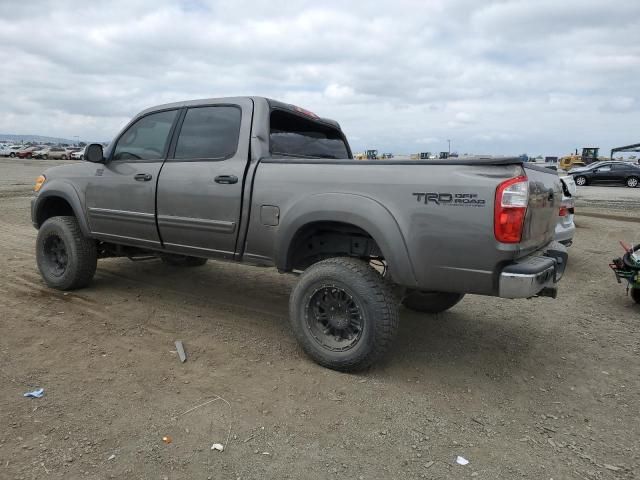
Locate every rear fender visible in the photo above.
<box><xmin>276</xmin><ymin>193</ymin><xmax>417</xmax><ymax>287</ymax></box>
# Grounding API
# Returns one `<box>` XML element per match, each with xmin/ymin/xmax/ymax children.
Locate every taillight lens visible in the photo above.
<box><xmin>558</xmin><ymin>206</ymin><xmax>568</xmax><ymax>217</ymax></box>
<box><xmin>494</xmin><ymin>175</ymin><xmax>528</xmax><ymax>243</ymax></box>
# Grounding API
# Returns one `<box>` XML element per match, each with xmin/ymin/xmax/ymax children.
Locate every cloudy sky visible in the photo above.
<box><xmin>1</xmin><ymin>0</ymin><xmax>639</xmax><ymax>155</ymax></box>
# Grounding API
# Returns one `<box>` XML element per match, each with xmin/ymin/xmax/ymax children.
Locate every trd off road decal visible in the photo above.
<box><xmin>412</xmin><ymin>192</ymin><xmax>486</xmax><ymax>207</ymax></box>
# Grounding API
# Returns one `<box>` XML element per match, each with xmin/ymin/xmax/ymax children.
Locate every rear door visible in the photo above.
<box><xmin>85</xmin><ymin>109</ymin><xmax>179</xmax><ymax>247</ymax></box>
<box><xmin>156</xmin><ymin>99</ymin><xmax>252</xmax><ymax>258</ymax></box>
<box><xmin>610</xmin><ymin>163</ymin><xmax>628</xmax><ymax>183</ymax></box>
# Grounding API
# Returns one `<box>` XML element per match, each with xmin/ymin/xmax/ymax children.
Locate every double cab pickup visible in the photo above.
<box><xmin>32</xmin><ymin>97</ymin><xmax>567</xmax><ymax>370</ymax></box>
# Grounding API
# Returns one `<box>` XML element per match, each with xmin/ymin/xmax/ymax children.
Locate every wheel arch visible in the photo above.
<box><xmin>32</xmin><ymin>182</ymin><xmax>90</xmax><ymax>236</ymax></box>
<box><xmin>626</xmin><ymin>174</ymin><xmax>639</xmax><ymax>185</ymax></box>
<box><xmin>276</xmin><ymin>193</ymin><xmax>417</xmax><ymax>287</ymax></box>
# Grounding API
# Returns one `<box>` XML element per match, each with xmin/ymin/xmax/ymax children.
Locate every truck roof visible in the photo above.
<box><xmin>137</xmin><ymin>96</ymin><xmax>342</xmax><ymax>130</ymax></box>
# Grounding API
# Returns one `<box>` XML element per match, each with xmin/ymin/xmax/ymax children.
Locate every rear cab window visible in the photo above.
<box><xmin>269</xmin><ymin>109</ymin><xmax>351</xmax><ymax>160</ymax></box>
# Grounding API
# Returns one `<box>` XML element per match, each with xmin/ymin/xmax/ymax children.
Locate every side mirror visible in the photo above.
<box><xmin>85</xmin><ymin>143</ymin><xmax>104</xmax><ymax>163</ymax></box>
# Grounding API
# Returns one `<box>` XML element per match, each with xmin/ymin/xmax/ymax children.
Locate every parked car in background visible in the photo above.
<box><xmin>6</xmin><ymin>145</ymin><xmax>23</xmax><ymax>157</ymax></box>
<box><xmin>40</xmin><ymin>147</ymin><xmax>71</xmax><ymax>160</ymax></box>
<box><xmin>31</xmin><ymin>147</ymin><xmax>50</xmax><ymax>159</ymax></box>
<box><xmin>555</xmin><ymin>176</ymin><xmax>576</xmax><ymax>246</ymax></box>
<box><xmin>17</xmin><ymin>146</ymin><xmax>41</xmax><ymax>158</ymax></box>
<box><xmin>70</xmin><ymin>147</ymin><xmax>86</xmax><ymax>160</ymax></box>
<box><xmin>569</xmin><ymin>161</ymin><xmax>640</xmax><ymax>188</ymax></box>
<box><xmin>0</xmin><ymin>144</ymin><xmax>12</xmax><ymax>156</ymax></box>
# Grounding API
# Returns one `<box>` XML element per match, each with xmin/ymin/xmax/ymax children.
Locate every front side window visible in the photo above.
<box><xmin>269</xmin><ymin>110</ymin><xmax>350</xmax><ymax>159</ymax></box>
<box><xmin>113</xmin><ymin>110</ymin><xmax>177</xmax><ymax>161</ymax></box>
<box><xmin>174</xmin><ymin>106</ymin><xmax>241</xmax><ymax>160</ymax></box>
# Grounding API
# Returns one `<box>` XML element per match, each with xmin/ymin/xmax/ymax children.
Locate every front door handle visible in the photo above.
<box><xmin>214</xmin><ymin>175</ymin><xmax>238</xmax><ymax>184</ymax></box>
<box><xmin>134</xmin><ymin>173</ymin><xmax>153</xmax><ymax>182</ymax></box>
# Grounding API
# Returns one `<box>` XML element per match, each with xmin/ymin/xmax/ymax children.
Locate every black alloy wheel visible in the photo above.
<box><xmin>305</xmin><ymin>285</ymin><xmax>364</xmax><ymax>352</ymax></box>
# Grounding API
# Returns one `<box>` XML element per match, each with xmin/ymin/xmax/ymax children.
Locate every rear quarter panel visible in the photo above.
<box><xmin>245</xmin><ymin>161</ymin><xmax>525</xmax><ymax>295</ymax></box>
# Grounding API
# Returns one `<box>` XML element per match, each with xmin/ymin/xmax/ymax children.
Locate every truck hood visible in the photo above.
<box><xmin>42</xmin><ymin>161</ymin><xmax>96</xmax><ymax>180</ymax></box>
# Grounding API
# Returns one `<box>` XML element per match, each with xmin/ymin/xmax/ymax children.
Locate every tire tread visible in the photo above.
<box><xmin>289</xmin><ymin>257</ymin><xmax>399</xmax><ymax>371</ymax></box>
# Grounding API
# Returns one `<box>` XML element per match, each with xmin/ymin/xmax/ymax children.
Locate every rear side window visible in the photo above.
<box><xmin>270</xmin><ymin>110</ymin><xmax>350</xmax><ymax>159</ymax></box>
<box><xmin>113</xmin><ymin>110</ymin><xmax>177</xmax><ymax>161</ymax></box>
<box><xmin>174</xmin><ymin>106</ymin><xmax>241</xmax><ymax>160</ymax></box>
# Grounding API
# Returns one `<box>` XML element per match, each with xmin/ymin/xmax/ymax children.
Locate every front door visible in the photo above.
<box><xmin>156</xmin><ymin>99</ymin><xmax>253</xmax><ymax>258</ymax></box>
<box><xmin>85</xmin><ymin>109</ymin><xmax>179</xmax><ymax>248</ymax></box>
<box><xmin>592</xmin><ymin>164</ymin><xmax>614</xmax><ymax>184</ymax></box>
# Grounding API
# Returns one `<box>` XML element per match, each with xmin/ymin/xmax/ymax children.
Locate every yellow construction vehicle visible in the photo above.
<box><xmin>559</xmin><ymin>147</ymin><xmax>601</xmax><ymax>170</ymax></box>
<box><xmin>354</xmin><ymin>149</ymin><xmax>378</xmax><ymax>160</ymax></box>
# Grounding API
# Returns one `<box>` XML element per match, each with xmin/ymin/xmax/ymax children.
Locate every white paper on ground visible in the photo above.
<box><xmin>456</xmin><ymin>456</ymin><xmax>469</xmax><ymax>465</ymax></box>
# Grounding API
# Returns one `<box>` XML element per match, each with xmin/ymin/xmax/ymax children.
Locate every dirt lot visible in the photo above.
<box><xmin>0</xmin><ymin>158</ymin><xmax>638</xmax><ymax>479</ymax></box>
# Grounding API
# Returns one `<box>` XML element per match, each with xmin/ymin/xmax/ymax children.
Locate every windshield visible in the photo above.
<box><xmin>269</xmin><ymin>109</ymin><xmax>350</xmax><ymax>160</ymax></box>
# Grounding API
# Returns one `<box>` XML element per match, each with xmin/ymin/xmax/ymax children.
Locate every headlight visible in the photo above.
<box><xmin>34</xmin><ymin>175</ymin><xmax>46</xmax><ymax>192</ymax></box>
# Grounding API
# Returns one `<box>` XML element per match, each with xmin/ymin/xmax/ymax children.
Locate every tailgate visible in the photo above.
<box><xmin>519</xmin><ymin>165</ymin><xmax>562</xmax><ymax>256</ymax></box>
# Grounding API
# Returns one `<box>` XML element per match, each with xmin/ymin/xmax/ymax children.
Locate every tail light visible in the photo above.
<box><xmin>494</xmin><ymin>175</ymin><xmax>528</xmax><ymax>243</ymax></box>
<box><xmin>558</xmin><ymin>206</ymin><xmax>568</xmax><ymax>217</ymax></box>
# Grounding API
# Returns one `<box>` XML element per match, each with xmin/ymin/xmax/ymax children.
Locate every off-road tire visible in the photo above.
<box><xmin>626</xmin><ymin>176</ymin><xmax>639</xmax><ymax>188</ymax></box>
<box><xmin>631</xmin><ymin>288</ymin><xmax>640</xmax><ymax>304</ymax></box>
<box><xmin>574</xmin><ymin>176</ymin><xmax>587</xmax><ymax>186</ymax></box>
<box><xmin>36</xmin><ymin>216</ymin><xmax>97</xmax><ymax>290</ymax></box>
<box><xmin>161</xmin><ymin>255</ymin><xmax>208</xmax><ymax>267</ymax></box>
<box><xmin>289</xmin><ymin>257</ymin><xmax>399</xmax><ymax>372</ymax></box>
<box><xmin>402</xmin><ymin>291</ymin><xmax>465</xmax><ymax>313</ymax></box>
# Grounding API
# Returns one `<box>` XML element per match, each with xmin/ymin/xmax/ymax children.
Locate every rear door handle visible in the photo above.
<box><xmin>214</xmin><ymin>175</ymin><xmax>238</xmax><ymax>184</ymax></box>
<box><xmin>134</xmin><ymin>173</ymin><xmax>152</xmax><ymax>182</ymax></box>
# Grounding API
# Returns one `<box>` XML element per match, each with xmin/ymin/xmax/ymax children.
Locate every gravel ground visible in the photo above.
<box><xmin>0</xmin><ymin>157</ymin><xmax>638</xmax><ymax>479</ymax></box>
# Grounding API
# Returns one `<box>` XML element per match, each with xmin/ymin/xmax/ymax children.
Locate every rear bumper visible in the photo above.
<box><xmin>554</xmin><ymin>216</ymin><xmax>575</xmax><ymax>246</ymax></box>
<box><xmin>499</xmin><ymin>241</ymin><xmax>568</xmax><ymax>298</ymax></box>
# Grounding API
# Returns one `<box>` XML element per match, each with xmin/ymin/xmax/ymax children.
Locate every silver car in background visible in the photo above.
<box><xmin>555</xmin><ymin>175</ymin><xmax>576</xmax><ymax>246</ymax></box>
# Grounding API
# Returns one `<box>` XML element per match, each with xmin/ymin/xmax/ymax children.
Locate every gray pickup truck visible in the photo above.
<box><xmin>31</xmin><ymin>96</ymin><xmax>566</xmax><ymax>371</ymax></box>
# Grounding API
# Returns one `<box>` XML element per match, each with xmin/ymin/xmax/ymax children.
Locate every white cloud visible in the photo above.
<box><xmin>0</xmin><ymin>0</ymin><xmax>638</xmax><ymax>155</ymax></box>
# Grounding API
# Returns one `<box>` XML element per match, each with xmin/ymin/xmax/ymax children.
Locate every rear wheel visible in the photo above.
<box><xmin>574</xmin><ymin>176</ymin><xmax>587</xmax><ymax>186</ymax></box>
<box><xmin>36</xmin><ymin>216</ymin><xmax>97</xmax><ymax>290</ymax></box>
<box><xmin>626</xmin><ymin>176</ymin><xmax>638</xmax><ymax>188</ymax></box>
<box><xmin>161</xmin><ymin>254</ymin><xmax>208</xmax><ymax>267</ymax></box>
<box><xmin>42</xmin><ymin>154</ymin><xmax>48</xmax><ymax>160</ymax></box>
<box><xmin>402</xmin><ymin>291</ymin><xmax>465</xmax><ymax>313</ymax></box>
<box><xmin>61</xmin><ymin>155</ymin><xmax>68</xmax><ymax>160</ymax></box>
<box><xmin>289</xmin><ymin>257</ymin><xmax>399</xmax><ymax>371</ymax></box>
<box><xmin>9</xmin><ymin>152</ymin><xmax>15</xmax><ymax>157</ymax></box>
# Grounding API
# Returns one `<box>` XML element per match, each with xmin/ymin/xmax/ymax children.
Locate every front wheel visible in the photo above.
<box><xmin>9</xmin><ymin>152</ymin><xmax>15</xmax><ymax>157</ymax></box>
<box><xmin>61</xmin><ymin>155</ymin><xmax>68</xmax><ymax>160</ymax></box>
<box><xmin>402</xmin><ymin>291</ymin><xmax>465</xmax><ymax>313</ymax></box>
<box><xmin>161</xmin><ymin>255</ymin><xmax>208</xmax><ymax>267</ymax></box>
<box><xmin>574</xmin><ymin>176</ymin><xmax>587</xmax><ymax>186</ymax></box>
<box><xmin>289</xmin><ymin>257</ymin><xmax>399</xmax><ymax>371</ymax></box>
<box><xmin>626</xmin><ymin>176</ymin><xmax>638</xmax><ymax>188</ymax></box>
<box><xmin>36</xmin><ymin>216</ymin><xmax>97</xmax><ymax>290</ymax></box>
<box><xmin>42</xmin><ymin>154</ymin><xmax>48</xmax><ymax>160</ymax></box>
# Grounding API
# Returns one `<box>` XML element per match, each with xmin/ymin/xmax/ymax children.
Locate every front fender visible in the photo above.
<box><xmin>276</xmin><ymin>193</ymin><xmax>417</xmax><ymax>287</ymax></box>
<box><xmin>32</xmin><ymin>180</ymin><xmax>90</xmax><ymax>236</ymax></box>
